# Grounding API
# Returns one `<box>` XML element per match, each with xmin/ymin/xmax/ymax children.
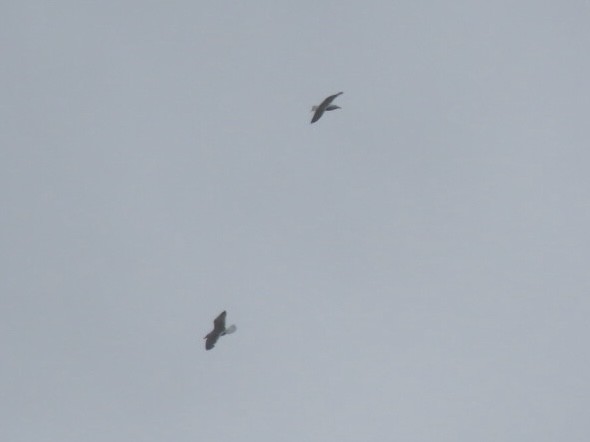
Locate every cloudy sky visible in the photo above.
<box><xmin>2</xmin><ymin>2</ymin><xmax>590</xmax><ymax>441</ymax></box>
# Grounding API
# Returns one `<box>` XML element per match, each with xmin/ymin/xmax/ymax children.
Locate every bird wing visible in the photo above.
<box><xmin>321</xmin><ymin>92</ymin><xmax>343</xmax><ymax>107</ymax></box>
<box><xmin>205</xmin><ymin>332</ymin><xmax>219</xmax><ymax>350</ymax></box>
<box><xmin>311</xmin><ymin>107</ymin><xmax>325</xmax><ymax>123</ymax></box>
<box><xmin>311</xmin><ymin>92</ymin><xmax>343</xmax><ymax>123</ymax></box>
<box><xmin>212</xmin><ymin>311</ymin><xmax>226</xmax><ymax>333</ymax></box>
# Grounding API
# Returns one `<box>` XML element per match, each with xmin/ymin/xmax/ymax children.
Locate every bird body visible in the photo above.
<box><xmin>311</xmin><ymin>92</ymin><xmax>343</xmax><ymax>123</ymax></box>
<box><xmin>204</xmin><ymin>311</ymin><xmax>236</xmax><ymax>350</ymax></box>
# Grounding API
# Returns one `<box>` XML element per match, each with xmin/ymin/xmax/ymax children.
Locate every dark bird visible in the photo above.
<box><xmin>311</xmin><ymin>92</ymin><xmax>343</xmax><ymax>123</ymax></box>
<box><xmin>204</xmin><ymin>311</ymin><xmax>236</xmax><ymax>350</ymax></box>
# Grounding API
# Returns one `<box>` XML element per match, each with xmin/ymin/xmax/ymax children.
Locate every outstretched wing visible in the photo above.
<box><xmin>311</xmin><ymin>92</ymin><xmax>343</xmax><ymax>123</ymax></box>
<box><xmin>212</xmin><ymin>311</ymin><xmax>226</xmax><ymax>333</ymax></box>
<box><xmin>311</xmin><ymin>107</ymin><xmax>325</xmax><ymax>123</ymax></box>
<box><xmin>321</xmin><ymin>92</ymin><xmax>343</xmax><ymax>107</ymax></box>
<box><xmin>205</xmin><ymin>332</ymin><xmax>219</xmax><ymax>350</ymax></box>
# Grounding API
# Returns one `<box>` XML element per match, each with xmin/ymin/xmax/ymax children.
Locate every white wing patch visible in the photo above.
<box><xmin>224</xmin><ymin>324</ymin><xmax>237</xmax><ymax>334</ymax></box>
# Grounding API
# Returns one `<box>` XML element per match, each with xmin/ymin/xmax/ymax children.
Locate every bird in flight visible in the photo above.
<box><xmin>311</xmin><ymin>92</ymin><xmax>343</xmax><ymax>124</ymax></box>
<box><xmin>204</xmin><ymin>311</ymin><xmax>237</xmax><ymax>350</ymax></box>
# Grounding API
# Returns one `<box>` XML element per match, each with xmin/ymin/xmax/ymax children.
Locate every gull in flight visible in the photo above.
<box><xmin>204</xmin><ymin>311</ymin><xmax>236</xmax><ymax>350</ymax></box>
<box><xmin>311</xmin><ymin>92</ymin><xmax>343</xmax><ymax>124</ymax></box>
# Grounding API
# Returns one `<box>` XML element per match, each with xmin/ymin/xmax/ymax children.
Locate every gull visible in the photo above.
<box><xmin>311</xmin><ymin>92</ymin><xmax>343</xmax><ymax>124</ymax></box>
<box><xmin>204</xmin><ymin>311</ymin><xmax>236</xmax><ymax>350</ymax></box>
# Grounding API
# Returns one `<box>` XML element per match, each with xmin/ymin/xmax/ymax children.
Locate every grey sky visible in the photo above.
<box><xmin>2</xmin><ymin>1</ymin><xmax>590</xmax><ymax>441</ymax></box>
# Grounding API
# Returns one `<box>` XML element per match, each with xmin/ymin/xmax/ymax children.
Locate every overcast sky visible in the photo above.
<box><xmin>2</xmin><ymin>2</ymin><xmax>590</xmax><ymax>441</ymax></box>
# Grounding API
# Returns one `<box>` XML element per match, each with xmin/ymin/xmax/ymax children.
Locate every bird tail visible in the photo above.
<box><xmin>225</xmin><ymin>324</ymin><xmax>237</xmax><ymax>334</ymax></box>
